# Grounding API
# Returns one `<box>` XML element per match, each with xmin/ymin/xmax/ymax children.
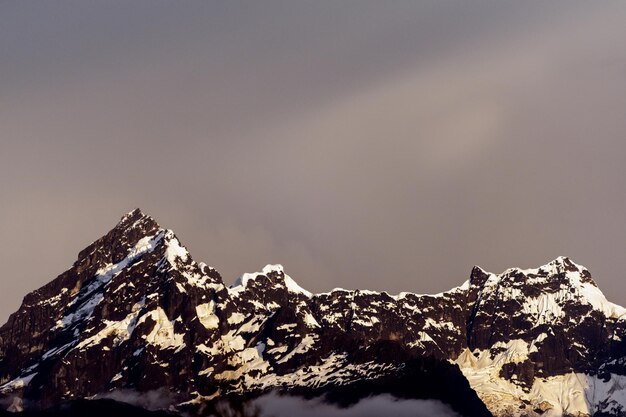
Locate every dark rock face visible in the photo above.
<box><xmin>1</xmin><ymin>209</ymin><xmax>625</xmax><ymax>416</ymax></box>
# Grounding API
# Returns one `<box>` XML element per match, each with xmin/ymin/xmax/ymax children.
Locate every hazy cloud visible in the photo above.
<box><xmin>96</xmin><ymin>389</ymin><xmax>175</xmax><ymax>411</ymax></box>
<box><xmin>2</xmin><ymin>2</ymin><xmax>626</xmax><ymax>321</ymax></box>
<box><xmin>251</xmin><ymin>393</ymin><xmax>460</xmax><ymax>417</ymax></box>
<box><xmin>91</xmin><ymin>392</ymin><xmax>460</xmax><ymax>417</ymax></box>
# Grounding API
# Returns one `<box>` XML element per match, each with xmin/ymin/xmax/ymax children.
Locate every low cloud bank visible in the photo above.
<box><xmin>93</xmin><ymin>390</ymin><xmax>460</xmax><ymax>416</ymax></box>
<box><xmin>251</xmin><ymin>393</ymin><xmax>460</xmax><ymax>417</ymax></box>
<box><xmin>96</xmin><ymin>388</ymin><xmax>175</xmax><ymax>411</ymax></box>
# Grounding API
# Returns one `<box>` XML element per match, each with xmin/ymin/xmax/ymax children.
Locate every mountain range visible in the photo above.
<box><xmin>2</xmin><ymin>209</ymin><xmax>626</xmax><ymax>417</ymax></box>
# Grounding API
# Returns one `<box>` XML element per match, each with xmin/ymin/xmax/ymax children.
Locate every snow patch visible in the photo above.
<box><xmin>0</xmin><ymin>373</ymin><xmax>37</xmax><ymax>393</ymax></box>
<box><xmin>229</xmin><ymin>264</ymin><xmax>312</xmax><ymax>297</ymax></box>
<box><xmin>277</xmin><ymin>334</ymin><xmax>317</xmax><ymax>364</ymax></box>
<box><xmin>456</xmin><ymin>341</ymin><xmax>626</xmax><ymax>417</ymax></box>
<box><xmin>54</xmin><ymin>231</ymin><xmax>165</xmax><ymax>330</ymax></box>
<box><xmin>137</xmin><ymin>307</ymin><xmax>185</xmax><ymax>349</ymax></box>
<box><xmin>196</xmin><ymin>302</ymin><xmax>219</xmax><ymax>330</ymax></box>
<box><xmin>227</xmin><ymin>312</ymin><xmax>246</xmax><ymax>325</ymax></box>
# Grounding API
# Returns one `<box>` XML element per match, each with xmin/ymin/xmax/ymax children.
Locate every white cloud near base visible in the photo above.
<box><xmin>252</xmin><ymin>393</ymin><xmax>460</xmax><ymax>417</ymax></box>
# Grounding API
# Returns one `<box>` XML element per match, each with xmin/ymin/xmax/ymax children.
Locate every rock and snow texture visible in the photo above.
<box><xmin>453</xmin><ymin>258</ymin><xmax>626</xmax><ymax>417</ymax></box>
<box><xmin>0</xmin><ymin>209</ymin><xmax>625</xmax><ymax>417</ymax></box>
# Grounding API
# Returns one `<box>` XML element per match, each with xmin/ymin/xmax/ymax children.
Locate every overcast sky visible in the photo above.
<box><xmin>2</xmin><ymin>2</ymin><xmax>626</xmax><ymax>322</ymax></box>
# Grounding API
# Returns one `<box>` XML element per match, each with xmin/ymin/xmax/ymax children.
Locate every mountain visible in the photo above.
<box><xmin>1</xmin><ymin>209</ymin><xmax>626</xmax><ymax>417</ymax></box>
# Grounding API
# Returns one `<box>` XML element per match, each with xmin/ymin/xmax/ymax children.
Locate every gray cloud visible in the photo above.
<box><xmin>77</xmin><ymin>388</ymin><xmax>464</xmax><ymax>416</ymax></box>
<box><xmin>96</xmin><ymin>389</ymin><xmax>175</xmax><ymax>411</ymax></box>
<box><xmin>252</xmin><ymin>393</ymin><xmax>460</xmax><ymax>417</ymax></box>
<box><xmin>89</xmin><ymin>391</ymin><xmax>460</xmax><ymax>416</ymax></box>
<box><xmin>2</xmin><ymin>2</ymin><xmax>626</xmax><ymax>321</ymax></box>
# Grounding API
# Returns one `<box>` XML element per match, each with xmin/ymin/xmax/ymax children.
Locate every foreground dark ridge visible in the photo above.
<box><xmin>0</xmin><ymin>399</ymin><xmax>178</xmax><ymax>417</ymax></box>
<box><xmin>1</xmin><ymin>209</ymin><xmax>625</xmax><ymax>417</ymax></box>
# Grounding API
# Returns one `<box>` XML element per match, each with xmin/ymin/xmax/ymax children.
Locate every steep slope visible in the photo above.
<box><xmin>0</xmin><ymin>209</ymin><xmax>226</xmax><ymax>406</ymax></box>
<box><xmin>457</xmin><ymin>259</ymin><xmax>626</xmax><ymax>416</ymax></box>
<box><xmin>0</xmin><ymin>209</ymin><xmax>625</xmax><ymax>416</ymax></box>
<box><xmin>0</xmin><ymin>210</ymin><xmax>487</xmax><ymax>416</ymax></box>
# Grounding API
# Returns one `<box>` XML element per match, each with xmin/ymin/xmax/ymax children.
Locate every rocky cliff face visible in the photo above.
<box><xmin>1</xmin><ymin>209</ymin><xmax>625</xmax><ymax>417</ymax></box>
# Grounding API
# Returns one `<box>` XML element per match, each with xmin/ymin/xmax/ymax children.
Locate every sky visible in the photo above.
<box><xmin>2</xmin><ymin>2</ymin><xmax>626</xmax><ymax>322</ymax></box>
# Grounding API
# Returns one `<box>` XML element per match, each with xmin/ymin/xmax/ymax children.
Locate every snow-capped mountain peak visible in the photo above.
<box><xmin>470</xmin><ymin>256</ymin><xmax>625</xmax><ymax>323</ymax></box>
<box><xmin>2</xmin><ymin>211</ymin><xmax>626</xmax><ymax>417</ymax></box>
<box><xmin>230</xmin><ymin>264</ymin><xmax>312</xmax><ymax>297</ymax></box>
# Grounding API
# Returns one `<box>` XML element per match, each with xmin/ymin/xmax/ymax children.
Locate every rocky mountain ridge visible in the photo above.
<box><xmin>1</xmin><ymin>209</ymin><xmax>625</xmax><ymax>417</ymax></box>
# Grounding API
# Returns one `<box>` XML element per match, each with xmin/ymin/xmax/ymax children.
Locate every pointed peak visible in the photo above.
<box><xmin>124</xmin><ymin>207</ymin><xmax>145</xmax><ymax>218</ymax></box>
<box><xmin>469</xmin><ymin>265</ymin><xmax>492</xmax><ymax>286</ymax></box>
<box><xmin>547</xmin><ymin>256</ymin><xmax>583</xmax><ymax>272</ymax></box>
<box><xmin>112</xmin><ymin>208</ymin><xmax>161</xmax><ymax>241</ymax></box>
<box><xmin>75</xmin><ymin>209</ymin><xmax>162</xmax><ymax>264</ymax></box>
<box><xmin>492</xmin><ymin>256</ymin><xmax>587</xmax><ymax>278</ymax></box>
<box><xmin>118</xmin><ymin>208</ymin><xmax>159</xmax><ymax>228</ymax></box>
<box><xmin>545</xmin><ymin>256</ymin><xmax>597</xmax><ymax>286</ymax></box>
<box><xmin>471</xmin><ymin>265</ymin><xmax>488</xmax><ymax>275</ymax></box>
<box><xmin>482</xmin><ymin>256</ymin><xmax>600</xmax><ymax>293</ymax></box>
<box><xmin>468</xmin><ymin>257</ymin><xmax>596</xmax><ymax>292</ymax></box>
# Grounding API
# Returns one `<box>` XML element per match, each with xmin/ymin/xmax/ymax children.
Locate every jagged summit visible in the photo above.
<box><xmin>73</xmin><ymin>208</ymin><xmax>161</xmax><ymax>270</ymax></box>
<box><xmin>468</xmin><ymin>256</ymin><xmax>590</xmax><ymax>290</ymax></box>
<box><xmin>114</xmin><ymin>208</ymin><xmax>160</xmax><ymax>234</ymax></box>
<box><xmin>472</xmin><ymin>255</ymin><xmax>583</xmax><ymax>277</ymax></box>
<box><xmin>467</xmin><ymin>255</ymin><xmax>625</xmax><ymax>333</ymax></box>
<box><xmin>2</xmin><ymin>210</ymin><xmax>626</xmax><ymax>417</ymax></box>
<box><xmin>499</xmin><ymin>256</ymin><xmax>590</xmax><ymax>279</ymax></box>
<box><xmin>470</xmin><ymin>256</ymin><xmax>599</xmax><ymax>292</ymax></box>
<box><xmin>120</xmin><ymin>207</ymin><xmax>154</xmax><ymax>222</ymax></box>
<box><xmin>230</xmin><ymin>264</ymin><xmax>312</xmax><ymax>297</ymax></box>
